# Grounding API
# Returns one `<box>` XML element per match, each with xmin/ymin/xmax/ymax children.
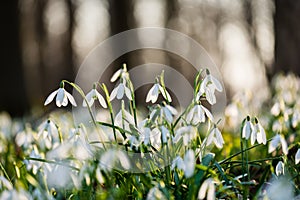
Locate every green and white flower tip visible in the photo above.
<box><xmin>146</xmin><ymin>78</ymin><xmax>172</xmax><ymax>103</ymax></box>
<box><xmin>110</xmin><ymin>82</ymin><xmax>132</xmax><ymax>101</ymax></box>
<box><xmin>146</xmin><ymin>186</ymin><xmax>167</xmax><ymax>200</ymax></box>
<box><xmin>196</xmin><ymin>69</ymin><xmax>223</xmax><ymax>105</ymax></box>
<box><xmin>295</xmin><ymin>149</ymin><xmax>300</xmax><ymax>165</ymax></box>
<box><xmin>268</xmin><ymin>134</ymin><xmax>288</xmax><ymax>155</ymax></box>
<box><xmin>242</xmin><ymin>116</ymin><xmax>253</xmax><ymax>140</ymax></box>
<box><xmin>82</xmin><ymin>84</ymin><xmax>107</xmax><ymax>108</ymax></box>
<box><xmin>44</xmin><ymin>81</ymin><xmax>77</xmax><ymax>107</ymax></box>
<box><xmin>198</xmin><ymin>178</ymin><xmax>215</xmax><ymax>200</ymax></box>
<box><xmin>171</xmin><ymin>149</ymin><xmax>195</xmax><ymax>178</ymax></box>
<box><xmin>186</xmin><ymin>104</ymin><xmax>214</xmax><ymax>125</ymax></box>
<box><xmin>275</xmin><ymin>161</ymin><xmax>284</xmax><ymax>176</ymax></box>
<box><xmin>251</xmin><ymin>118</ymin><xmax>267</xmax><ymax>145</ymax></box>
<box><xmin>206</xmin><ymin>125</ymin><xmax>225</xmax><ymax>149</ymax></box>
<box><xmin>110</xmin><ymin>63</ymin><xmax>128</xmax><ymax>83</ymax></box>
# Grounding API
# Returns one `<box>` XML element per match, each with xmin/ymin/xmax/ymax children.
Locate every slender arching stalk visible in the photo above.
<box><xmin>62</xmin><ymin>80</ymin><xmax>106</xmax><ymax>150</ymax></box>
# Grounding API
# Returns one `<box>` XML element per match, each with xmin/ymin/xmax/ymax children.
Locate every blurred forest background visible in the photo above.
<box><xmin>0</xmin><ymin>0</ymin><xmax>299</xmax><ymax>116</ymax></box>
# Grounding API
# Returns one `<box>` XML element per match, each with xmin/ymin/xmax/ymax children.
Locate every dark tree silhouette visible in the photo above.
<box><xmin>274</xmin><ymin>0</ymin><xmax>300</xmax><ymax>75</ymax></box>
<box><xmin>0</xmin><ymin>1</ymin><xmax>29</xmax><ymax>116</ymax></box>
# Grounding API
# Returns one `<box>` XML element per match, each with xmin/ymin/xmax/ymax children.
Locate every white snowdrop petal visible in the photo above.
<box><xmin>198</xmin><ymin>179</ymin><xmax>209</xmax><ymax>199</ymax></box>
<box><xmin>124</xmin><ymin>110</ymin><xmax>135</xmax><ymax>125</ymax></box>
<box><xmin>173</xmin><ymin>156</ymin><xmax>185</xmax><ymax>171</ymax></box>
<box><xmin>184</xmin><ymin>149</ymin><xmax>195</xmax><ymax>178</ymax></box>
<box><xmin>165</xmin><ymin>105</ymin><xmax>178</xmax><ymax>115</ymax></box>
<box><xmin>97</xmin><ymin>92</ymin><xmax>107</xmax><ymax>108</ymax></box>
<box><xmin>146</xmin><ymin>84</ymin><xmax>157</xmax><ymax>103</ymax></box>
<box><xmin>275</xmin><ymin>161</ymin><xmax>284</xmax><ymax>176</ymax></box>
<box><xmin>118</xmin><ymin>151</ymin><xmax>131</xmax><ymax>170</ymax></box>
<box><xmin>280</xmin><ymin>135</ymin><xmax>288</xmax><ymax>155</ymax></box>
<box><xmin>44</xmin><ymin>90</ymin><xmax>58</xmax><ymax>105</ymax></box>
<box><xmin>62</xmin><ymin>94</ymin><xmax>68</xmax><ymax>106</ymax></box>
<box><xmin>210</xmin><ymin>75</ymin><xmax>223</xmax><ymax>92</ymax></box>
<box><xmin>65</xmin><ymin>91</ymin><xmax>77</xmax><ymax>106</ymax></box>
<box><xmin>83</xmin><ymin>90</ymin><xmax>94</xmax><ymax>107</ymax></box>
<box><xmin>110</xmin><ymin>69</ymin><xmax>122</xmax><ymax>82</ymax></box>
<box><xmin>110</xmin><ymin>87</ymin><xmax>118</xmax><ymax>101</ymax></box>
<box><xmin>125</xmin><ymin>86</ymin><xmax>132</xmax><ymax>100</ymax></box>
<box><xmin>163</xmin><ymin>107</ymin><xmax>173</xmax><ymax>123</ymax></box>
<box><xmin>159</xmin><ymin>85</ymin><xmax>172</xmax><ymax>102</ymax></box>
<box><xmin>201</xmin><ymin>105</ymin><xmax>214</xmax><ymax>122</ymax></box>
<box><xmin>206</xmin><ymin>130</ymin><xmax>214</xmax><ymax>147</ymax></box>
<box><xmin>117</xmin><ymin>84</ymin><xmax>125</xmax><ymax>99</ymax></box>
<box><xmin>207</xmin><ymin>182</ymin><xmax>215</xmax><ymax>200</ymax></box>
<box><xmin>186</xmin><ymin>108</ymin><xmax>195</xmax><ymax>123</ymax></box>
<box><xmin>215</xmin><ymin>128</ymin><xmax>224</xmax><ymax>147</ymax></box>
<box><xmin>296</xmin><ymin>149</ymin><xmax>300</xmax><ymax>165</ymax></box>
<box><xmin>260</xmin><ymin>126</ymin><xmax>267</xmax><ymax>145</ymax></box>
<box><xmin>161</xmin><ymin>126</ymin><xmax>169</xmax><ymax>143</ymax></box>
<box><xmin>56</xmin><ymin>88</ymin><xmax>65</xmax><ymax>107</ymax></box>
<box><xmin>251</xmin><ymin>129</ymin><xmax>256</xmax><ymax>145</ymax></box>
<box><xmin>205</xmin><ymin>87</ymin><xmax>216</xmax><ymax>105</ymax></box>
<box><xmin>268</xmin><ymin>135</ymin><xmax>280</xmax><ymax>153</ymax></box>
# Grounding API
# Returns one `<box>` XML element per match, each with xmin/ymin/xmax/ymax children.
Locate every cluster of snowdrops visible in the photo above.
<box><xmin>0</xmin><ymin>65</ymin><xmax>300</xmax><ymax>199</ymax></box>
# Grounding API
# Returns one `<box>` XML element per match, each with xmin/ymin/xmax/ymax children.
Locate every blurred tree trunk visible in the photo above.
<box><xmin>0</xmin><ymin>1</ymin><xmax>29</xmax><ymax>116</ymax></box>
<box><xmin>274</xmin><ymin>0</ymin><xmax>300</xmax><ymax>75</ymax></box>
<box><xmin>108</xmin><ymin>0</ymin><xmax>136</xmax><ymax>70</ymax></box>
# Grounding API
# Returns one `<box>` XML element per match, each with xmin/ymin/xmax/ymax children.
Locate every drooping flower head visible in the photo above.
<box><xmin>83</xmin><ymin>83</ymin><xmax>107</xmax><ymax>108</ymax></box>
<box><xmin>44</xmin><ymin>81</ymin><xmax>77</xmax><ymax>107</ymax></box>
<box><xmin>196</xmin><ymin>69</ymin><xmax>223</xmax><ymax>105</ymax></box>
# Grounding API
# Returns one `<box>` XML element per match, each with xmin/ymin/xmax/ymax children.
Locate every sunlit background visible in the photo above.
<box><xmin>1</xmin><ymin>0</ymin><xmax>298</xmax><ymax>116</ymax></box>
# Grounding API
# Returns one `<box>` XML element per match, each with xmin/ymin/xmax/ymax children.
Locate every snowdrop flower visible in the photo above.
<box><xmin>171</xmin><ymin>156</ymin><xmax>185</xmax><ymax>171</ymax></box>
<box><xmin>275</xmin><ymin>161</ymin><xmax>284</xmax><ymax>176</ymax></box>
<box><xmin>161</xmin><ymin>104</ymin><xmax>178</xmax><ymax>123</ymax></box>
<box><xmin>115</xmin><ymin>105</ymin><xmax>135</xmax><ymax>132</ymax></box>
<box><xmin>83</xmin><ymin>86</ymin><xmax>107</xmax><ymax>108</ymax></box>
<box><xmin>295</xmin><ymin>149</ymin><xmax>300</xmax><ymax>165</ymax></box>
<box><xmin>196</xmin><ymin>70</ymin><xmax>223</xmax><ymax>105</ymax></box>
<box><xmin>173</xmin><ymin>126</ymin><xmax>197</xmax><ymax>146</ymax></box>
<box><xmin>206</xmin><ymin>126</ymin><xmax>225</xmax><ymax>149</ymax></box>
<box><xmin>110</xmin><ymin>64</ymin><xmax>129</xmax><ymax>82</ymax></box>
<box><xmin>161</xmin><ymin>126</ymin><xmax>170</xmax><ymax>144</ymax></box>
<box><xmin>251</xmin><ymin>118</ymin><xmax>267</xmax><ymax>145</ymax></box>
<box><xmin>15</xmin><ymin>125</ymin><xmax>34</xmax><ymax>148</ymax></box>
<box><xmin>146</xmin><ymin>82</ymin><xmax>172</xmax><ymax>103</ymax></box>
<box><xmin>100</xmin><ymin>149</ymin><xmax>131</xmax><ymax>171</ymax></box>
<box><xmin>26</xmin><ymin>146</ymin><xmax>43</xmax><ymax>174</ymax></box>
<box><xmin>0</xmin><ymin>189</ymin><xmax>32</xmax><ymax>200</ymax></box>
<box><xmin>271</xmin><ymin>102</ymin><xmax>281</xmax><ymax>116</ymax></box>
<box><xmin>171</xmin><ymin>150</ymin><xmax>195</xmax><ymax>178</ymax></box>
<box><xmin>183</xmin><ymin>149</ymin><xmax>196</xmax><ymax>178</ymax></box>
<box><xmin>37</xmin><ymin>119</ymin><xmax>59</xmax><ymax>149</ymax></box>
<box><xmin>146</xmin><ymin>186</ymin><xmax>167</xmax><ymax>200</ymax></box>
<box><xmin>264</xmin><ymin>176</ymin><xmax>293</xmax><ymax>200</ymax></box>
<box><xmin>139</xmin><ymin>126</ymin><xmax>151</xmax><ymax>145</ymax></box>
<box><xmin>44</xmin><ymin>82</ymin><xmax>77</xmax><ymax>107</ymax></box>
<box><xmin>198</xmin><ymin>178</ymin><xmax>215</xmax><ymax>200</ymax></box>
<box><xmin>268</xmin><ymin>134</ymin><xmax>288</xmax><ymax>155</ymax></box>
<box><xmin>110</xmin><ymin>82</ymin><xmax>132</xmax><ymax>101</ymax></box>
<box><xmin>44</xmin><ymin>164</ymin><xmax>74</xmax><ymax>189</ymax></box>
<box><xmin>0</xmin><ymin>176</ymin><xmax>13</xmax><ymax>190</ymax></box>
<box><xmin>186</xmin><ymin>104</ymin><xmax>214</xmax><ymax>124</ymax></box>
<box><xmin>242</xmin><ymin>116</ymin><xmax>253</xmax><ymax>139</ymax></box>
<box><xmin>292</xmin><ymin>109</ymin><xmax>300</xmax><ymax>128</ymax></box>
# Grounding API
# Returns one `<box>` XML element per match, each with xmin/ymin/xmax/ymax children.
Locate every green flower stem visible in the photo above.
<box><xmin>62</xmin><ymin>80</ymin><xmax>106</xmax><ymax>150</ymax></box>
<box><xmin>25</xmin><ymin>157</ymin><xmax>80</xmax><ymax>171</ymax></box>
<box><xmin>219</xmin><ymin>138</ymin><xmax>272</xmax><ymax>165</ymax></box>
<box><xmin>0</xmin><ymin>161</ymin><xmax>12</xmax><ymax>185</ymax></box>
<box><xmin>100</xmin><ymin>83</ymin><xmax>117</xmax><ymax>142</ymax></box>
<box><xmin>128</xmin><ymin>79</ymin><xmax>138</xmax><ymax>127</ymax></box>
